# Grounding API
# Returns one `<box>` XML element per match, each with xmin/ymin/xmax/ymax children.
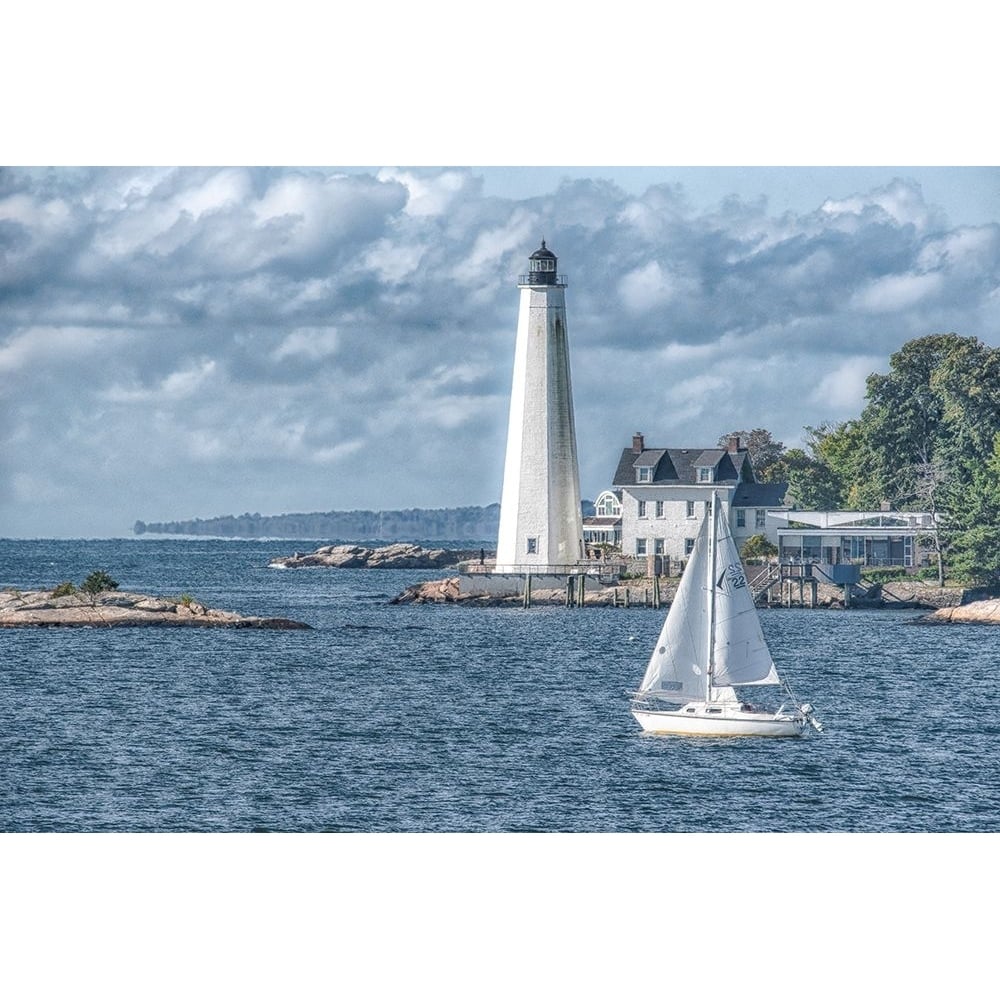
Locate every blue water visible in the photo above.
<box><xmin>1</xmin><ymin>538</ymin><xmax>997</xmax><ymax>832</ymax></box>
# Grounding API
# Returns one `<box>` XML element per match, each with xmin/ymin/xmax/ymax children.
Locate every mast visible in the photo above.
<box><xmin>706</xmin><ymin>491</ymin><xmax>718</xmax><ymax>701</ymax></box>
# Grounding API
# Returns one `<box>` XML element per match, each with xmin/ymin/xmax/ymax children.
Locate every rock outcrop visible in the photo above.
<box><xmin>270</xmin><ymin>543</ymin><xmax>486</xmax><ymax>570</ymax></box>
<box><xmin>914</xmin><ymin>598</ymin><xmax>1000</xmax><ymax>625</ymax></box>
<box><xmin>391</xmin><ymin>578</ymin><xmax>465</xmax><ymax>604</ymax></box>
<box><xmin>0</xmin><ymin>589</ymin><xmax>311</xmax><ymax>629</ymax></box>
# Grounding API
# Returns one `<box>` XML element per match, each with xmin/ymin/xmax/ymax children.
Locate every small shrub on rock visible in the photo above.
<box><xmin>81</xmin><ymin>571</ymin><xmax>120</xmax><ymax>595</ymax></box>
<box><xmin>52</xmin><ymin>581</ymin><xmax>77</xmax><ymax>598</ymax></box>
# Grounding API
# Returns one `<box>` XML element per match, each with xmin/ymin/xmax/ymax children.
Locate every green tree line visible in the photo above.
<box><xmin>134</xmin><ymin>505</ymin><xmax>504</xmax><ymax>542</ymax></box>
<box><xmin>722</xmin><ymin>333</ymin><xmax>1000</xmax><ymax>585</ymax></box>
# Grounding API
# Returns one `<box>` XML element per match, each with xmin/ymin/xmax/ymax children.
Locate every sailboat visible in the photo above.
<box><xmin>631</xmin><ymin>492</ymin><xmax>822</xmax><ymax>738</ymax></box>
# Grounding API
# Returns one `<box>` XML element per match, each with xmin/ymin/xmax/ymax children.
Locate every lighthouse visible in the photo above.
<box><xmin>495</xmin><ymin>240</ymin><xmax>585</xmax><ymax>572</ymax></box>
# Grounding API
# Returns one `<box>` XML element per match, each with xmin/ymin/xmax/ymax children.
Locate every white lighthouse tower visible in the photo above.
<box><xmin>495</xmin><ymin>240</ymin><xmax>584</xmax><ymax>572</ymax></box>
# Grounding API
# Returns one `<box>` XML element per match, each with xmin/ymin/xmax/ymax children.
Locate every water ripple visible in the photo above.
<box><xmin>2</xmin><ymin>539</ymin><xmax>997</xmax><ymax>831</ymax></box>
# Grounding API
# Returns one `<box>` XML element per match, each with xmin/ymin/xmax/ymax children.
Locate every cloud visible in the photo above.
<box><xmin>1</xmin><ymin>167</ymin><xmax>997</xmax><ymax>536</ymax></box>
<box><xmin>272</xmin><ymin>327</ymin><xmax>340</xmax><ymax>362</ymax></box>
<box><xmin>811</xmin><ymin>356</ymin><xmax>885</xmax><ymax>413</ymax></box>
<box><xmin>100</xmin><ymin>359</ymin><xmax>218</xmax><ymax>403</ymax></box>
<box><xmin>821</xmin><ymin>179</ymin><xmax>947</xmax><ymax>230</ymax></box>
<box><xmin>851</xmin><ymin>271</ymin><xmax>945</xmax><ymax>313</ymax></box>
<box><xmin>617</xmin><ymin>260</ymin><xmax>679</xmax><ymax>314</ymax></box>
<box><xmin>376</xmin><ymin>168</ymin><xmax>481</xmax><ymax>217</ymax></box>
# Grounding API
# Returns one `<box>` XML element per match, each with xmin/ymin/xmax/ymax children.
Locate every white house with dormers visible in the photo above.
<box><xmin>613</xmin><ymin>432</ymin><xmax>789</xmax><ymax>563</ymax></box>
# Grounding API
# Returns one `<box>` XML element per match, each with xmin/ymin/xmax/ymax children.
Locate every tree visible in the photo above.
<box><xmin>741</xmin><ymin>534</ymin><xmax>778</xmax><ymax>562</ymax></box>
<box><xmin>778</xmin><ymin>448</ymin><xmax>845</xmax><ymax>510</ymax></box>
<box><xmin>852</xmin><ymin>334</ymin><xmax>1000</xmax><ymax>507</ymax></box>
<box><xmin>909</xmin><ymin>452</ymin><xmax>950</xmax><ymax>586</ymax></box>
<box><xmin>718</xmin><ymin>428</ymin><xmax>785</xmax><ymax>482</ymax></box>
<box><xmin>803</xmin><ymin>422</ymin><xmax>863</xmax><ymax>506</ymax></box>
<box><xmin>81</xmin><ymin>570</ymin><xmax>120</xmax><ymax>595</ymax></box>
<box><xmin>944</xmin><ymin>433</ymin><xmax>1000</xmax><ymax>585</ymax></box>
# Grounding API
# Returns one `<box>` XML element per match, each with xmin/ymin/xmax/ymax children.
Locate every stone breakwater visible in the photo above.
<box><xmin>915</xmin><ymin>598</ymin><xmax>1000</xmax><ymax>625</ymax></box>
<box><xmin>390</xmin><ymin>578</ymin><xmax>680</xmax><ymax>606</ymax></box>
<box><xmin>270</xmin><ymin>543</ymin><xmax>486</xmax><ymax>570</ymax></box>
<box><xmin>390</xmin><ymin>576</ymin><xmax>970</xmax><ymax>609</ymax></box>
<box><xmin>0</xmin><ymin>589</ymin><xmax>311</xmax><ymax>629</ymax></box>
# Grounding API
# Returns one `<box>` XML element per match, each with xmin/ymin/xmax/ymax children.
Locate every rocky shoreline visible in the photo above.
<box><xmin>269</xmin><ymin>543</ymin><xmax>486</xmax><ymax>570</ymax></box>
<box><xmin>0</xmin><ymin>588</ymin><xmax>311</xmax><ymax>629</ymax></box>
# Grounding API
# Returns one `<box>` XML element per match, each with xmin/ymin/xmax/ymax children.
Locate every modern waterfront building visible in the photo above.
<box><xmin>769</xmin><ymin>510</ymin><xmax>936</xmax><ymax>567</ymax></box>
<box><xmin>495</xmin><ymin>241</ymin><xmax>585</xmax><ymax>573</ymax></box>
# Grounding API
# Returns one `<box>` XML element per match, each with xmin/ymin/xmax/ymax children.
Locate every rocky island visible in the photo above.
<box><xmin>0</xmin><ymin>588</ymin><xmax>311</xmax><ymax>629</ymax></box>
<box><xmin>915</xmin><ymin>597</ymin><xmax>1000</xmax><ymax>625</ymax></box>
<box><xmin>269</xmin><ymin>543</ymin><xmax>486</xmax><ymax>570</ymax></box>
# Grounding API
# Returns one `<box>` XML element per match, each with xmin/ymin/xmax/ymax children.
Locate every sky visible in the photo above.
<box><xmin>3</xmin><ymin>163</ymin><xmax>998</xmax><ymax>537</ymax></box>
<box><xmin>2</xmin><ymin>4</ymin><xmax>998</xmax><ymax>539</ymax></box>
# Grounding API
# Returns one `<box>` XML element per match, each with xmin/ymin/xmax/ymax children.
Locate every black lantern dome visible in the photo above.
<box><xmin>525</xmin><ymin>239</ymin><xmax>558</xmax><ymax>284</ymax></box>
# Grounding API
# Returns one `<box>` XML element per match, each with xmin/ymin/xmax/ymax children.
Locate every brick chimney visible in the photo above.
<box><xmin>632</xmin><ymin>432</ymin><xmax>645</xmax><ymax>454</ymax></box>
<box><xmin>727</xmin><ymin>434</ymin><xmax>741</xmax><ymax>453</ymax></box>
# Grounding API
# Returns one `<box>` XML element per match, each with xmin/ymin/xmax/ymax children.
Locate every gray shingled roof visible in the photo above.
<box><xmin>613</xmin><ymin>446</ymin><xmax>750</xmax><ymax>486</ymax></box>
<box><xmin>731</xmin><ymin>481</ymin><xmax>789</xmax><ymax>507</ymax></box>
<box><xmin>692</xmin><ymin>449</ymin><xmax>724</xmax><ymax>468</ymax></box>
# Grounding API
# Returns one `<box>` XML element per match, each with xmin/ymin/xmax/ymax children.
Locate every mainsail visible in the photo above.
<box><xmin>636</xmin><ymin>511</ymin><xmax>711</xmax><ymax>702</ymax></box>
<box><xmin>636</xmin><ymin>495</ymin><xmax>780</xmax><ymax>703</ymax></box>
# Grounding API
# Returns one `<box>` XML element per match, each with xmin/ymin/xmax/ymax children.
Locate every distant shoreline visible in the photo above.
<box><xmin>133</xmin><ymin>504</ymin><xmax>504</xmax><ymax>541</ymax></box>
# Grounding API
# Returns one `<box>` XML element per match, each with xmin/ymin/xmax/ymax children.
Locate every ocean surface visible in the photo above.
<box><xmin>2</xmin><ymin>537</ymin><xmax>997</xmax><ymax>833</ymax></box>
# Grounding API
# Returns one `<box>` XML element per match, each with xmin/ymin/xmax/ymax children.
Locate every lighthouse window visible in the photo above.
<box><xmin>697</xmin><ymin>466</ymin><xmax>713</xmax><ymax>483</ymax></box>
<box><xmin>636</xmin><ymin>466</ymin><xmax>652</xmax><ymax>483</ymax></box>
<box><xmin>526</xmin><ymin>537</ymin><xmax>537</xmax><ymax>554</ymax></box>
<box><xmin>637</xmin><ymin>500</ymin><xmax>647</xmax><ymax>518</ymax></box>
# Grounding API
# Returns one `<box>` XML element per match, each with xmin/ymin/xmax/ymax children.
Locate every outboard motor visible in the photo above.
<box><xmin>800</xmin><ymin>703</ymin><xmax>824</xmax><ymax>732</ymax></box>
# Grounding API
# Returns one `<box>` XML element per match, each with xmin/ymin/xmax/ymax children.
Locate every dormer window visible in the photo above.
<box><xmin>696</xmin><ymin>466</ymin><xmax>713</xmax><ymax>483</ymax></box>
<box><xmin>636</xmin><ymin>466</ymin><xmax>652</xmax><ymax>483</ymax></box>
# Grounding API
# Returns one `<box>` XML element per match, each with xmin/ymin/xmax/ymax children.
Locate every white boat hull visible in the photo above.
<box><xmin>632</xmin><ymin>702</ymin><xmax>806</xmax><ymax>738</ymax></box>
